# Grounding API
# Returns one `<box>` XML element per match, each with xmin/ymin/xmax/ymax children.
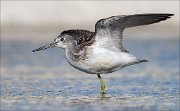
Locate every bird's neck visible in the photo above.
<box><xmin>66</xmin><ymin>42</ymin><xmax>78</xmax><ymax>52</ymax></box>
<box><xmin>65</xmin><ymin>42</ymin><xmax>82</xmax><ymax>61</ymax></box>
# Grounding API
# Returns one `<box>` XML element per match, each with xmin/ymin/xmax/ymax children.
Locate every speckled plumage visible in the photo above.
<box><xmin>61</xmin><ymin>30</ymin><xmax>94</xmax><ymax>45</ymax></box>
<box><xmin>33</xmin><ymin>13</ymin><xmax>173</xmax><ymax>74</ymax></box>
<box><xmin>60</xmin><ymin>30</ymin><xmax>95</xmax><ymax>51</ymax></box>
<box><xmin>33</xmin><ymin>13</ymin><xmax>173</xmax><ymax>93</ymax></box>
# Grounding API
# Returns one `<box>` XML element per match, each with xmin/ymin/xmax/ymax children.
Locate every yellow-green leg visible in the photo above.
<box><xmin>97</xmin><ymin>74</ymin><xmax>105</xmax><ymax>94</ymax></box>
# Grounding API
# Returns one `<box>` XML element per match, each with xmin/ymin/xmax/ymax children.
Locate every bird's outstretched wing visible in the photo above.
<box><xmin>95</xmin><ymin>13</ymin><xmax>174</xmax><ymax>52</ymax></box>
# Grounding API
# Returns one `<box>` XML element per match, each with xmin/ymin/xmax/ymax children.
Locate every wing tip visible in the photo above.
<box><xmin>159</xmin><ymin>13</ymin><xmax>174</xmax><ymax>18</ymax></box>
<box><xmin>156</xmin><ymin>13</ymin><xmax>174</xmax><ymax>22</ymax></box>
<box><xmin>166</xmin><ymin>13</ymin><xmax>174</xmax><ymax>16</ymax></box>
<box><xmin>136</xmin><ymin>13</ymin><xmax>174</xmax><ymax>19</ymax></box>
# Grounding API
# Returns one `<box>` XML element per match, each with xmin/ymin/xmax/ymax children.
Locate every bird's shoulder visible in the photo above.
<box><xmin>95</xmin><ymin>15</ymin><xmax>126</xmax><ymax>29</ymax></box>
<box><xmin>61</xmin><ymin>30</ymin><xmax>95</xmax><ymax>61</ymax></box>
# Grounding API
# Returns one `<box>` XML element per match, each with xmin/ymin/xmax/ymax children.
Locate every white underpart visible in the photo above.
<box><xmin>91</xmin><ymin>47</ymin><xmax>137</xmax><ymax>65</ymax></box>
<box><xmin>67</xmin><ymin>45</ymin><xmax>138</xmax><ymax>74</ymax></box>
<box><xmin>87</xmin><ymin>47</ymin><xmax>137</xmax><ymax>72</ymax></box>
<box><xmin>66</xmin><ymin>33</ymin><xmax>139</xmax><ymax>74</ymax></box>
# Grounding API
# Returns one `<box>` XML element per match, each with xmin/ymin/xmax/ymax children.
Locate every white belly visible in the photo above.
<box><xmin>67</xmin><ymin>47</ymin><xmax>138</xmax><ymax>74</ymax></box>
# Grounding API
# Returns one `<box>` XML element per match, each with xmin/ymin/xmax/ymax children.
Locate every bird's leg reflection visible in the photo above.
<box><xmin>100</xmin><ymin>92</ymin><xmax>105</xmax><ymax>100</ymax></box>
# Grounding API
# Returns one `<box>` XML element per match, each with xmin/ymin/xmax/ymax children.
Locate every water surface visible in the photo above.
<box><xmin>1</xmin><ymin>39</ymin><xmax>179</xmax><ymax>111</ymax></box>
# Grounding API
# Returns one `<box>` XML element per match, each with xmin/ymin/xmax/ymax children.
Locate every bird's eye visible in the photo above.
<box><xmin>60</xmin><ymin>38</ymin><xmax>64</xmax><ymax>41</ymax></box>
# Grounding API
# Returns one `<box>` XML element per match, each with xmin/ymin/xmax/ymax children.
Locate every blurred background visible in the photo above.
<box><xmin>1</xmin><ymin>1</ymin><xmax>179</xmax><ymax>111</ymax></box>
<box><xmin>1</xmin><ymin>1</ymin><xmax>179</xmax><ymax>41</ymax></box>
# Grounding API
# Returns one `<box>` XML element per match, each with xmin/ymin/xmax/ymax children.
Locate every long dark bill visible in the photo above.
<box><xmin>32</xmin><ymin>42</ymin><xmax>56</xmax><ymax>52</ymax></box>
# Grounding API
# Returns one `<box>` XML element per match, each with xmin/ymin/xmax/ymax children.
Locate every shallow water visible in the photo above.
<box><xmin>1</xmin><ymin>39</ymin><xmax>179</xmax><ymax>111</ymax></box>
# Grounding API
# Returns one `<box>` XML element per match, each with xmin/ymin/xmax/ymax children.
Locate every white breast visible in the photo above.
<box><xmin>88</xmin><ymin>47</ymin><xmax>137</xmax><ymax>67</ymax></box>
<box><xmin>67</xmin><ymin>46</ymin><xmax>138</xmax><ymax>74</ymax></box>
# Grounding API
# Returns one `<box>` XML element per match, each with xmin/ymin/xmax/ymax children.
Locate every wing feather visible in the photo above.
<box><xmin>95</xmin><ymin>14</ymin><xmax>174</xmax><ymax>52</ymax></box>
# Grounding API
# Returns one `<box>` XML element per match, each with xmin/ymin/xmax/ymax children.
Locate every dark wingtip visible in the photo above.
<box><xmin>162</xmin><ymin>13</ymin><xmax>174</xmax><ymax>18</ymax></box>
<box><xmin>164</xmin><ymin>13</ymin><xmax>174</xmax><ymax>18</ymax></box>
<box><xmin>157</xmin><ymin>13</ymin><xmax>174</xmax><ymax>20</ymax></box>
<box><xmin>168</xmin><ymin>14</ymin><xmax>174</xmax><ymax>16</ymax></box>
<box><xmin>163</xmin><ymin>13</ymin><xmax>174</xmax><ymax>16</ymax></box>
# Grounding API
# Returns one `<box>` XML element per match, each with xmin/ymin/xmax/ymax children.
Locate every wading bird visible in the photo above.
<box><xmin>33</xmin><ymin>13</ymin><xmax>173</xmax><ymax>94</ymax></box>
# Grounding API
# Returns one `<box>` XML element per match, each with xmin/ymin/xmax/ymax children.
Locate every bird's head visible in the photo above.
<box><xmin>32</xmin><ymin>30</ymin><xmax>74</xmax><ymax>52</ymax></box>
